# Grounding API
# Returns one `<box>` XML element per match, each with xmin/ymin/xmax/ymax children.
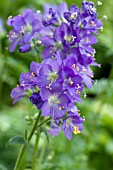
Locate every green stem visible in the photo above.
<box><xmin>35</xmin><ymin>47</ymin><xmax>41</xmax><ymax>63</ymax></box>
<box><xmin>37</xmin><ymin>118</ymin><xmax>51</xmax><ymax>129</ymax></box>
<box><xmin>32</xmin><ymin>133</ymin><xmax>40</xmax><ymax>170</ymax></box>
<box><xmin>20</xmin><ymin>130</ymin><xmax>28</xmax><ymax>169</ymax></box>
<box><xmin>109</xmin><ymin>65</ymin><xmax>113</xmax><ymax>79</ymax></box>
<box><xmin>31</xmin><ymin>118</ymin><xmax>51</xmax><ymax>170</ymax></box>
<box><xmin>0</xmin><ymin>39</ymin><xmax>2</xmax><ymax>53</ymax></box>
<box><xmin>37</xmin><ymin>139</ymin><xmax>47</xmax><ymax>170</ymax></box>
<box><xmin>28</xmin><ymin>111</ymin><xmax>41</xmax><ymax>143</ymax></box>
<box><xmin>13</xmin><ymin>111</ymin><xmax>41</xmax><ymax>170</ymax></box>
<box><xmin>14</xmin><ymin>145</ymin><xmax>26</xmax><ymax>170</ymax></box>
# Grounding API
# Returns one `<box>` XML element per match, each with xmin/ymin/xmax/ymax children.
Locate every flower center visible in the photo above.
<box><xmin>90</xmin><ymin>6</ymin><xmax>96</xmax><ymax>13</ymax></box>
<box><xmin>10</xmin><ymin>31</ymin><xmax>18</xmax><ymax>38</ymax></box>
<box><xmin>70</xmin><ymin>12</ymin><xmax>78</xmax><ymax>20</ymax></box>
<box><xmin>48</xmin><ymin>95</ymin><xmax>59</xmax><ymax>106</ymax></box>
<box><xmin>56</xmin><ymin>41</ymin><xmax>62</xmax><ymax>49</ymax></box>
<box><xmin>25</xmin><ymin>24</ymin><xmax>32</xmax><ymax>33</ymax></box>
<box><xmin>20</xmin><ymin>24</ymin><xmax>32</xmax><ymax>34</ymax></box>
<box><xmin>48</xmin><ymin>72</ymin><xmax>58</xmax><ymax>81</ymax></box>
<box><xmin>91</xmin><ymin>20</ymin><xmax>96</xmax><ymax>27</ymax></box>
<box><xmin>66</xmin><ymin>118</ymin><xmax>72</xmax><ymax>126</ymax></box>
<box><xmin>47</xmin><ymin>14</ymin><xmax>52</xmax><ymax>19</ymax></box>
<box><xmin>64</xmin><ymin>35</ymin><xmax>76</xmax><ymax>43</ymax></box>
<box><xmin>68</xmin><ymin>77</ymin><xmax>73</xmax><ymax>85</ymax></box>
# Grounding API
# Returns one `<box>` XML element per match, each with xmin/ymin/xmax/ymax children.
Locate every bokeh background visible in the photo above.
<box><xmin>0</xmin><ymin>0</ymin><xmax>113</xmax><ymax>170</ymax></box>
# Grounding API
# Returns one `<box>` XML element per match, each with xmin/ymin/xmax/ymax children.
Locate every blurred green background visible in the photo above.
<box><xmin>0</xmin><ymin>0</ymin><xmax>113</xmax><ymax>170</ymax></box>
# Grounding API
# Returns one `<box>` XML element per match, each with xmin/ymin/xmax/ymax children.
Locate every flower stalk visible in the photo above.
<box><xmin>14</xmin><ymin>111</ymin><xmax>41</xmax><ymax>170</ymax></box>
<box><xmin>32</xmin><ymin>133</ymin><xmax>40</xmax><ymax>170</ymax></box>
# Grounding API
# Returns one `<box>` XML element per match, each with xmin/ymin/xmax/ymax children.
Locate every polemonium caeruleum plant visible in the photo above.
<box><xmin>7</xmin><ymin>1</ymin><xmax>107</xmax><ymax>170</ymax></box>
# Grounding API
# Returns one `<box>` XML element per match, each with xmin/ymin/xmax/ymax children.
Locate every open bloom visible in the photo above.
<box><xmin>62</xmin><ymin>113</ymin><xmax>85</xmax><ymax>140</ymax></box>
<box><xmin>64</xmin><ymin>4</ymin><xmax>80</xmax><ymax>25</ymax></box>
<box><xmin>40</xmin><ymin>85</ymin><xmax>70</xmax><ymax>119</ymax></box>
<box><xmin>7</xmin><ymin>9</ymin><xmax>42</xmax><ymax>52</ymax></box>
<box><xmin>37</xmin><ymin>59</ymin><xmax>62</xmax><ymax>89</ymax></box>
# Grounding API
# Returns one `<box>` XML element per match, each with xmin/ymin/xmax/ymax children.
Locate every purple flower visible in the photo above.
<box><xmin>19</xmin><ymin>43</ymin><xmax>31</xmax><ymax>53</ymax></box>
<box><xmin>75</xmin><ymin>27</ymin><xmax>97</xmax><ymax>54</ymax></box>
<box><xmin>57</xmin><ymin>2</ymin><xmax>68</xmax><ymax>22</ymax></box>
<box><xmin>42</xmin><ymin>2</ymin><xmax>68</xmax><ymax>27</ymax></box>
<box><xmin>29</xmin><ymin>92</ymin><xmax>44</xmax><ymax>109</ymax></box>
<box><xmin>63</xmin><ymin>53</ymin><xmax>93</xmax><ymax>88</ymax></box>
<box><xmin>82</xmin><ymin>1</ymin><xmax>97</xmax><ymax>18</ymax></box>
<box><xmin>11</xmin><ymin>61</ymin><xmax>43</xmax><ymax>104</ymax></box>
<box><xmin>10</xmin><ymin>85</ymin><xmax>26</xmax><ymax>104</ymax></box>
<box><xmin>42</xmin><ymin>8</ymin><xmax>57</xmax><ymax>27</ymax></box>
<box><xmin>20</xmin><ymin>61</ymin><xmax>42</xmax><ymax>87</ymax></box>
<box><xmin>62</xmin><ymin>66</ymin><xmax>83</xmax><ymax>94</ymax></box>
<box><xmin>41</xmin><ymin>22</ymin><xmax>77</xmax><ymax>59</ymax></box>
<box><xmin>40</xmin><ymin>86</ymin><xmax>70</xmax><ymax>119</ymax></box>
<box><xmin>82</xmin><ymin>17</ymin><xmax>103</xmax><ymax>34</ymax></box>
<box><xmin>48</xmin><ymin>122</ymin><xmax>60</xmax><ymax>136</ymax></box>
<box><xmin>7</xmin><ymin>9</ymin><xmax>41</xmax><ymax>52</ymax></box>
<box><xmin>64</xmin><ymin>4</ymin><xmax>80</xmax><ymax>25</ymax></box>
<box><xmin>37</xmin><ymin>59</ymin><xmax>62</xmax><ymax>89</ymax></box>
<box><xmin>62</xmin><ymin>113</ymin><xmax>85</xmax><ymax>140</ymax></box>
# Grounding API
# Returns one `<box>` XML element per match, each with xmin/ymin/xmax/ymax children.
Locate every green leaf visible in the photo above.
<box><xmin>40</xmin><ymin>127</ymin><xmax>49</xmax><ymax>143</ymax></box>
<box><xmin>0</xmin><ymin>164</ymin><xmax>8</xmax><ymax>170</ymax></box>
<box><xmin>7</xmin><ymin>136</ymin><xmax>28</xmax><ymax>149</ymax></box>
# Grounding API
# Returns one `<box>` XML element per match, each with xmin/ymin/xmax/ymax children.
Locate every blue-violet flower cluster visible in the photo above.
<box><xmin>8</xmin><ymin>1</ymin><xmax>105</xmax><ymax>140</ymax></box>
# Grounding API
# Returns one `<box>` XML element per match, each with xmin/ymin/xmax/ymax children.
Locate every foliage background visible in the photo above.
<box><xmin>0</xmin><ymin>0</ymin><xmax>113</xmax><ymax>170</ymax></box>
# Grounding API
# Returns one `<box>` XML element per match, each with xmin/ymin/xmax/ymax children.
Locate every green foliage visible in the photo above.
<box><xmin>7</xmin><ymin>136</ymin><xmax>28</xmax><ymax>149</ymax></box>
<box><xmin>0</xmin><ymin>0</ymin><xmax>113</xmax><ymax>170</ymax></box>
<box><xmin>40</xmin><ymin>127</ymin><xmax>50</xmax><ymax>143</ymax></box>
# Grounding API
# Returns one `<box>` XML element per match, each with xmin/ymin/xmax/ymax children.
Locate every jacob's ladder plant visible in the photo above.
<box><xmin>7</xmin><ymin>1</ymin><xmax>106</xmax><ymax>170</ymax></box>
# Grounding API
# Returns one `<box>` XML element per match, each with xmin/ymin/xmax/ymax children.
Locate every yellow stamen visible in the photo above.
<box><xmin>48</xmin><ymin>15</ymin><xmax>51</xmax><ymax>19</ymax></box>
<box><xmin>76</xmin><ymin>90</ymin><xmax>80</xmax><ymax>94</ymax></box>
<box><xmin>59</xmin><ymin>106</ymin><xmax>64</xmax><ymax>110</ymax></box>
<box><xmin>65</xmin><ymin>35</ymin><xmax>72</xmax><ymax>42</ymax></box>
<box><xmin>76</xmin><ymin>67</ymin><xmax>80</xmax><ymax>71</ymax></box>
<box><xmin>86</xmin><ymin>37</ymin><xmax>90</xmax><ymax>43</ymax></box>
<box><xmin>72</xmin><ymin>64</ymin><xmax>76</xmax><ymax>68</ymax></box>
<box><xmin>57</xmin><ymin>101</ymin><xmax>60</xmax><ymax>104</ymax></box>
<box><xmin>91</xmin><ymin>21</ymin><xmax>96</xmax><ymax>27</ymax></box>
<box><xmin>51</xmin><ymin>77</ymin><xmax>54</xmax><ymax>81</ymax></box>
<box><xmin>30</xmin><ymin>72</ymin><xmax>35</xmax><ymax>78</ymax></box>
<box><xmin>59</xmin><ymin>107</ymin><xmax>62</xmax><ymax>110</ymax></box>
<box><xmin>69</xmin><ymin>77</ymin><xmax>73</xmax><ymax>85</ymax></box>
<box><xmin>31</xmin><ymin>72</ymin><xmax>35</xmax><ymax>76</ymax></box>
<box><xmin>73</xmin><ymin>126</ymin><xmax>80</xmax><ymax>134</ymax></box>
